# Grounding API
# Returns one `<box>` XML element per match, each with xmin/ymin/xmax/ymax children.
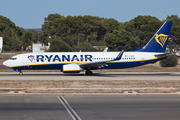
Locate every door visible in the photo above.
<box><xmin>141</xmin><ymin>54</ymin><xmax>145</xmax><ymax>63</ymax></box>
<box><xmin>23</xmin><ymin>55</ymin><xmax>27</xmax><ymax>64</ymax></box>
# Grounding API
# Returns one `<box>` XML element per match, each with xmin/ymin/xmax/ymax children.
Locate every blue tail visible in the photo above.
<box><xmin>133</xmin><ymin>21</ymin><xmax>172</xmax><ymax>52</ymax></box>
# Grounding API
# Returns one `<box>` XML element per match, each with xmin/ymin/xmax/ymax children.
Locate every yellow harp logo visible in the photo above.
<box><xmin>155</xmin><ymin>34</ymin><xmax>169</xmax><ymax>48</ymax></box>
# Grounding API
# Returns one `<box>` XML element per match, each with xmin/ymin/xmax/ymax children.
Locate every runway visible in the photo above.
<box><xmin>0</xmin><ymin>94</ymin><xmax>180</xmax><ymax>120</ymax></box>
<box><xmin>0</xmin><ymin>72</ymin><xmax>180</xmax><ymax>80</ymax></box>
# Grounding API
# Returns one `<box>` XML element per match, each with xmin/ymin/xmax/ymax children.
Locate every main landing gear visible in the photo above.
<box><xmin>19</xmin><ymin>71</ymin><xmax>23</xmax><ymax>75</ymax></box>
<box><xmin>85</xmin><ymin>70</ymin><xmax>93</xmax><ymax>75</ymax></box>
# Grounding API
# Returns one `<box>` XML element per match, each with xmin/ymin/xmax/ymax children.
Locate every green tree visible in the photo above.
<box><xmin>125</xmin><ymin>15</ymin><xmax>162</xmax><ymax>44</ymax></box>
<box><xmin>166</xmin><ymin>15</ymin><xmax>180</xmax><ymax>52</ymax></box>
<box><xmin>90</xmin><ymin>40</ymin><xmax>106</xmax><ymax>46</ymax></box>
<box><xmin>26</xmin><ymin>30</ymin><xmax>42</xmax><ymax>43</ymax></box>
<box><xmin>22</xmin><ymin>31</ymin><xmax>36</xmax><ymax>50</ymax></box>
<box><xmin>2</xmin><ymin>45</ymin><xmax>10</xmax><ymax>51</ymax></box>
<box><xmin>40</xmin><ymin>32</ymin><xmax>49</xmax><ymax>45</ymax></box>
<box><xmin>160</xmin><ymin>55</ymin><xmax>178</xmax><ymax>67</ymax></box>
<box><xmin>74</xmin><ymin>42</ymin><xmax>98</xmax><ymax>52</ymax></box>
<box><xmin>63</xmin><ymin>35</ymin><xmax>78</xmax><ymax>47</ymax></box>
<box><xmin>103</xmin><ymin>18</ymin><xmax>119</xmax><ymax>33</ymax></box>
<box><xmin>1</xmin><ymin>27</ymin><xmax>22</xmax><ymax>51</ymax></box>
<box><xmin>105</xmin><ymin>29</ymin><xmax>135</xmax><ymax>51</ymax></box>
<box><xmin>0</xmin><ymin>15</ymin><xmax>24</xmax><ymax>51</ymax></box>
<box><xmin>41</xmin><ymin>14</ymin><xmax>180</xmax><ymax>53</ymax></box>
<box><xmin>0</xmin><ymin>15</ymin><xmax>16</xmax><ymax>33</ymax></box>
<box><xmin>48</xmin><ymin>38</ymin><xmax>72</xmax><ymax>52</ymax></box>
<box><xmin>104</xmin><ymin>15</ymin><xmax>164</xmax><ymax>51</ymax></box>
<box><xmin>42</xmin><ymin>14</ymin><xmax>68</xmax><ymax>37</ymax></box>
<box><xmin>42</xmin><ymin>14</ymin><xmax>107</xmax><ymax>47</ymax></box>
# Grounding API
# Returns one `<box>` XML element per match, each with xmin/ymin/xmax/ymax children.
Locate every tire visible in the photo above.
<box><xmin>19</xmin><ymin>72</ymin><xmax>23</xmax><ymax>75</ymax></box>
<box><xmin>85</xmin><ymin>70</ymin><xmax>93</xmax><ymax>75</ymax></box>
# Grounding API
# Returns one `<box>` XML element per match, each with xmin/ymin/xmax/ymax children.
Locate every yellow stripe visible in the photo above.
<box><xmin>10</xmin><ymin>61</ymin><xmax>87</xmax><ymax>68</ymax></box>
<box><xmin>64</xmin><ymin>69</ymin><xmax>80</xmax><ymax>72</ymax></box>
<box><xmin>10</xmin><ymin>56</ymin><xmax>167</xmax><ymax>68</ymax></box>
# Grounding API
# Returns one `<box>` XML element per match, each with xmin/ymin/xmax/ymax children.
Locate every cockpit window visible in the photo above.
<box><xmin>10</xmin><ymin>58</ymin><xmax>17</xmax><ymax>60</ymax></box>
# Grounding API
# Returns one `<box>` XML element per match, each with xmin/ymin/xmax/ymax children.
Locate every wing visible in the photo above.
<box><xmin>79</xmin><ymin>48</ymin><xmax>125</xmax><ymax>68</ymax></box>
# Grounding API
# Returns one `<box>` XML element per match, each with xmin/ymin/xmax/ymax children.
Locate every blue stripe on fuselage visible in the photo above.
<box><xmin>11</xmin><ymin>57</ymin><xmax>165</xmax><ymax>70</ymax></box>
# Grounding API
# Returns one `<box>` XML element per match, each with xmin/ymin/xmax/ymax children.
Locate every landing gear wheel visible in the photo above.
<box><xmin>85</xmin><ymin>70</ymin><xmax>93</xmax><ymax>75</ymax></box>
<box><xmin>19</xmin><ymin>72</ymin><xmax>23</xmax><ymax>75</ymax></box>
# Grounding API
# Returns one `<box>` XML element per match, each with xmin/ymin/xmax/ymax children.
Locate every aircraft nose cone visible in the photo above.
<box><xmin>3</xmin><ymin>60</ymin><xmax>9</xmax><ymax>67</ymax></box>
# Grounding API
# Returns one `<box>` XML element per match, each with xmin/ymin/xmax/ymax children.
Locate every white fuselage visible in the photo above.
<box><xmin>3</xmin><ymin>51</ymin><xmax>165</xmax><ymax>71</ymax></box>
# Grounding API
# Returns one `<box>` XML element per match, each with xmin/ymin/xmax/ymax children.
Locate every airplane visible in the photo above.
<box><xmin>3</xmin><ymin>21</ymin><xmax>172</xmax><ymax>75</ymax></box>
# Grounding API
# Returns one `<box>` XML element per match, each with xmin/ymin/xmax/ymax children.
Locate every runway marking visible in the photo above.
<box><xmin>58</xmin><ymin>96</ymin><xmax>82</xmax><ymax>120</ymax></box>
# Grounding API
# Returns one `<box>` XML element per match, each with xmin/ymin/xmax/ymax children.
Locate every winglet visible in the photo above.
<box><xmin>114</xmin><ymin>48</ymin><xmax>125</xmax><ymax>60</ymax></box>
<box><xmin>103</xmin><ymin>47</ymin><xmax>108</xmax><ymax>52</ymax></box>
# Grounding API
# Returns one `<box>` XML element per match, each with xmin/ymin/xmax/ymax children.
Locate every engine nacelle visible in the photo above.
<box><xmin>63</xmin><ymin>64</ymin><xmax>81</xmax><ymax>73</ymax></box>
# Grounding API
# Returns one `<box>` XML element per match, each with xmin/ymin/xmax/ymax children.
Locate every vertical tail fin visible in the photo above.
<box><xmin>134</xmin><ymin>21</ymin><xmax>172</xmax><ymax>52</ymax></box>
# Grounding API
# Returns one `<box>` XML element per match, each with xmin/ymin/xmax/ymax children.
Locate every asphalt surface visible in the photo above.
<box><xmin>0</xmin><ymin>72</ymin><xmax>180</xmax><ymax>80</ymax></box>
<box><xmin>0</xmin><ymin>94</ymin><xmax>180</xmax><ymax>120</ymax></box>
<box><xmin>0</xmin><ymin>94</ymin><xmax>71</xmax><ymax>120</ymax></box>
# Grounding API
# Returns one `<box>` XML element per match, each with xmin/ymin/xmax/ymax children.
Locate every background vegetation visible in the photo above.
<box><xmin>1</xmin><ymin>14</ymin><xmax>180</xmax><ymax>52</ymax></box>
<box><xmin>160</xmin><ymin>55</ymin><xmax>178</xmax><ymax>67</ymax></box>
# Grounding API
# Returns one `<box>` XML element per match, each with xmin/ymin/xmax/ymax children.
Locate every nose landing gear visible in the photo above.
<box><xmin>13</xmin><ymin>69</ymin><xmax>23</xmax><ymax>75</ymax></box>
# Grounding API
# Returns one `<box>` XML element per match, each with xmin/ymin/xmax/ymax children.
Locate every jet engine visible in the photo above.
<box><xmin>63</xmin><ymin>64</ymin><xmax>82</xmax><ymax>73</ymax></box>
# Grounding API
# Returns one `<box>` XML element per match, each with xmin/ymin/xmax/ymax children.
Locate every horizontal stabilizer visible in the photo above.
<box><xmin>154</xmin><ymin>53</ymin><xmax>170</xmax><ymax>57</ymax></box>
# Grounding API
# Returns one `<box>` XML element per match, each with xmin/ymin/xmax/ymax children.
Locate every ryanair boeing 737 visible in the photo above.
<box><xmin>3</xmin><ymin>21</ymin><xmax>172</xmax><ymax>75</ymax></box>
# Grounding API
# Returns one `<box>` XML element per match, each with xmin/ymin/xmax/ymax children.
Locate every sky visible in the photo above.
<box><xmin>0</xmin><ymin>0</ymin><xmax>180</xmax><ymax>29</ymax></box>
